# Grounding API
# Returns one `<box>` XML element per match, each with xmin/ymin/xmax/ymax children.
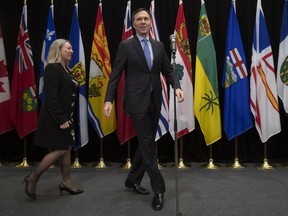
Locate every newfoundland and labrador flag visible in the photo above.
<box><xmin>250</xmin><ymin>0</ymin><xmax>281</xmax><ymax>143</ymax></box>
<box><xmin>10</xmin><ymin>4</ymin><xmax>38</xmax><ymax>139</ymax></box>
<box><xmin>222</xmin><ymin>0</ymin><xmax>253</xmax><ymax>141</ymax></box>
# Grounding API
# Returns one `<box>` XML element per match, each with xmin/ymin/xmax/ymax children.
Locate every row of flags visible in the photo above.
<box><xmin>1</xmin><ymin>0</ymin><xmax>288</xmax><ymax>149</ymax></box>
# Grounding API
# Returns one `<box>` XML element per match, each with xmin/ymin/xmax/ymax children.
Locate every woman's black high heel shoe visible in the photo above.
<box><xmin>22</xmin><ymin>175</ymin><xmax>37</xmax><ymax>200</ymax></box>
<box><xmin>59</xmin><ymin>183</ymin><xmax>83</xmax><ymax>196</ymax></box>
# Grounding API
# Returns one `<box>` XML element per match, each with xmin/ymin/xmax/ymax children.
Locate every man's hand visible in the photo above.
<box><xmin>103</xmin><ymin>102</ymin><xmax>113</xmax><ymax>118</ymax></box>
<box><xmin>175</xmin><ymin>88</ymin><xmax>184</xmax><ymax>102</ymax></box>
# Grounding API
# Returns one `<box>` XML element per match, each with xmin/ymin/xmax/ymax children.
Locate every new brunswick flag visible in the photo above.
<box><xmin>10</xmin><ymin>4</ymin><xmax>38</xmax><ymax>139</ymax></box>
<box><xmin>88</xmin><ymin>3</ymin><xmax>116</xmax><ymax>138</ymax></box>
<box><xmin>194</xmin><ymin>0</ymin><xmax>221</xmax><ymax>145</ymax></box>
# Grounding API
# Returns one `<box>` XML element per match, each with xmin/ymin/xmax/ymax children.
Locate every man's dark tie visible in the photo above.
<box><xmin>142</xmin><ymin>39</ymin><xmax>151</xmax><ymax>69</ymax></box>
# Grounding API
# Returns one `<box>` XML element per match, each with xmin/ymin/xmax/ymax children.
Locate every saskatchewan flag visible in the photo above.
<box><xmin>194</xmin><ymin>0</ymin><xmax>221</xmax><ymax>145</ymax></box>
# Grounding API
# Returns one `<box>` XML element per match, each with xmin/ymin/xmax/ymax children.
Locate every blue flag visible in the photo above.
<box><xmin>39</xmin><ymin>4</ymin><xmax>56</xmax><ymax>102</ymax></box>
<box><xmin>222</xmin><ymin>1</ymin><xmax>253</xmax><ymax>140</ymax></box>
<box><xmin>69</xmin><ymin>3</ymin><xmax>89</xmax><ymax>150</ymax></box>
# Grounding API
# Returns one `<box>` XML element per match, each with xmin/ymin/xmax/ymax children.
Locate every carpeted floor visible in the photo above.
<box><xmin>1</xmin><ymin>162</ymin><xmax>288</xmax><ymax>216</ymax></box>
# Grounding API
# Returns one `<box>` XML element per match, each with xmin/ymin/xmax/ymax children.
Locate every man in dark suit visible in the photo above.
<box><xmin>104</xmin><ymin>8</ymin><xmax>184</xmax><ymax>211</ymax></box>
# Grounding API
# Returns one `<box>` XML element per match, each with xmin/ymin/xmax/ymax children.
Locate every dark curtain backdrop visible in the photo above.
<box><xmin>1</xmin><ymin>0</ymin><xmax>287</xmax><ymax>163</ymax></box>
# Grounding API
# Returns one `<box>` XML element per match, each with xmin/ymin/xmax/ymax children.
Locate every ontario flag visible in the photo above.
<box><xmin>0</xmin><ymin>25</ymin><xmax>14</xmax><ymax>135</ymax></box>
<box><xmin>10</xmin><ymin>4</ymin><xmax>38</xmax><ymax>139</ymax></box>
<box><xmin>169</xmin><ymin>0</ymin><xmax>194</xmax><ymax>139</ymax></box>
<box><xmin>194</xmin><ymin>0</ymin><xmax>221</xmax><ymax>145</ymax></box>
<box><xmin>250</xmin><ymin>0</ymin><xmax>281</xmax><ymax>143</ymax></box>
<box><xmin>39</xmin><ymin>3</ymin><xmax>56</xmax><ymax>102</ymax></box>
<box><xmin>88</xmin><ymin>2</ymin><xmax>117</xmax><ymax>138</ymax></box>
<box><xmin>149</xmin><ymin>0</ymin><xmax>170</xmax><ymax>141</ymax></box>
<box><xmin>69</xmin><ymin>2</ymin><xmax>89</xmax><ymax>149</ymax></box>
<box><xmin>117</xmin><ymin>0</ymin><xmax>136</xmax><ymax>144</ymax></box>
<box><xmin>277</xmin><ymin>0</ymin><xmax>288</xmax><ymax>113</ymax></box>
<box><xmin>222</xmin><ymin>0</ymin><xmax>253</xmax><ymax>141</ymax></box>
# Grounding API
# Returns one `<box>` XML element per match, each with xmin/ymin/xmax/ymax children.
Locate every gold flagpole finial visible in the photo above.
<box><xmin>24</xmin><ymin>0</ymin><xmax>27</xmax><ymax>5</ymax></box>
<box><xmin>51</xmin><ymin>0</ymin><xmax>54</xmax><ymax>5</ymax></box>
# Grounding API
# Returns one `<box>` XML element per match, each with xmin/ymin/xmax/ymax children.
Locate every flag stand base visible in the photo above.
<box><xmin>16</xmin><ymin>157</ymin><xmax>30</xmax><ymax>168</ymax></box>
<box><xmin>119</xmin><ymin>159</ymin><xmax>132</xmax><ymax>169</ymax></box>
<box><xmin>227</xmin><ymin>158</ymin><xmax>246</xmax><ymax>169</ymax></box>
<box><xmin>201</xmin><ymin>159</ymin><xmax>221</xmax><ymax>169</ymax></box>
<box><xmin>93</xmin><ymin>158</ymin><xmax>110</xmax><ymax>169</ymax></box>
<box><xmin>157</xmin><ymin>159</ymin><xmax>166</xmax><ymax>169</ymax></box>
<box><xmin>256</xmin><ymin>158</ymin><xmax>276</xmax><ymax>170</ymax></box>
<box><xmin>172</xmin><ymin>158</ymin><xmax>191</xmax><ymax>169</ymax></box>
<box><xmin>71</xmin><ymin>158</ymin><xmax>82</xmax><ymax>169</ymax></box>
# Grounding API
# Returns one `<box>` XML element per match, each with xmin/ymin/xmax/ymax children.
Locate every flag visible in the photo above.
<box><xmin>277</xmin><ymin>0</ymin><xmax>288</xmax><ymax>113</ymax></box>
<box><xmin>149</xmin><ymin>0</ymin><xmax>170</xmax><ymax>141</ymax></box>
<box><xmin>88</xmin><ymin>3</ymin><xmax>116</xmax><ymax>138</ymax></box>
<box><xmin>39</xmin><ymin>4</ymin><xmax>56</xmax><ymax>102</ymax></box>
<box><xmin>0</xmin><ymin>25</ymin><xmax>14</xmax><ymax>135</ymax></box>
<box><xmin>69</xmin><ymin>3</ymin><xmax>89</xmax><ymax>149</ymax></box>
<box><xmin>250</xmin><ymin>0</ymin><xmax>281</xmax><ymax>143</ymax></box>
<box><xmin>116</xmin><ymin>0</ymin><xmax>136</xmax><ymax>144</ymax></box>
<box><xmin>169</xmin><ymin>0</ymin><xmax>194</xmax><ymax>139</ymax></box>
<box><xmin>10</xmin><ymin>4</ymin><xmax>38</xmax><ymax>139</ymax></box>
<box><xmin>222</xmin><ymin>0</ymin><xmax>253</xmax><ymax>141</ymax></box>
<box><xmin>194</xmin><ymin>0</ymin><xmax>221</xmax><ymax>145</ymax></box>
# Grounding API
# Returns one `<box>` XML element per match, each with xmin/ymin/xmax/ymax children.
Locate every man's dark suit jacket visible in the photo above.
<box><xmin>105</xmin><ymin>36</ymin><xmax>180</xmax><ymax>114</ymax></box>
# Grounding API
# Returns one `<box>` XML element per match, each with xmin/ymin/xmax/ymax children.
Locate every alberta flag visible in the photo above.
<box><xmin>10</xmin><ymin>4</ymin><xmax>38</xmax><ymax>139</ymax></box>
<box><xmin>69</xmin><ymin>3</ymin><xmax>89</xmax><ymax>149</ymax></box>
<box><xmin>194</xmin><ymin>0</ymin><xmax>221</xmax><ymax>145</ymax></box>
<box><xmin>277</xmin><ymin>0</ymin><xmax>288</xmax><ymax>113</ymax></box>
<box><xmin>39</xmin><ymin>4</ymin><xmax>56</xmax><ymax>102</ymax></box>
<box><xmin>117</xmin><ymin>0</ymin><xmax>136</xmax><ymax>144</ymax></box>
<box><xmin>88</xmin><ymin>2</ymin><xmax>117</xmax><ymax>138</ymax></box>
<box><xmin>149</xmin><ymin>0</ymin><xmax>170</xmax><ymax>141</ymax></box>
<box><xmin>250</xmin><ymin>0</ymin><xmax>281</xmax><ymax>143</ymax></box>
<box><xmin>222</xmin><ymin>0</ymin><xmax>253</xmax><ymax>140</ymax></box>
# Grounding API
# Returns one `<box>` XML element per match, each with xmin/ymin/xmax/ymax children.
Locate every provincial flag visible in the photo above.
<box><xmin>88</xmin><ymin>2</ymin><xmax>116</xmax><ymax>138</ymax></box>
<box><xmin>250</xmin><ymin>0</ymin><xmax>281</xmax><ymax>143</ymax></box>
<box><xmin>10</xmin><ymin>4</ymin><xmax>38</xmax><ymax>139</ymax></box>
<box><xmin>169</xmin><ymin>0</ymin><xmax>194</xmax><ymax>139</ymax></box>
<box><xmin>222</xmin><ymin>0</ymin><xmax>253</xmax><ymax>140</ymax></box>
<box><xmin>194</xmin><ymin>0</ymin><xmax>221</xmax><ymax>145</ymax></box>
<box><xmin>0</xmin><ymin>25</ymin><xmax>14</xmax><ymax>135</ymax></box>
<box><xmin>117</xmin><ymin>0</ymin><xmax>136</xmax><ymax>144</ymax></box>
<box><xmin>39</xmin><ymin>4</ymin><xmax>56</xmax><ymax>102</ymax></box>
<box><xmin>69</xmin><ymin>3</ymin><xmax>89</xmax><ymax>149</ymax></box>
<box><xmin>149</xmin><ymin>0</ymin><xmax>170</xmax><ymax>141</ymax></box>
<box><xmin>277</xmin><ymin>0</ymin><xmax>288</xmax><ymax>113</ymax></box>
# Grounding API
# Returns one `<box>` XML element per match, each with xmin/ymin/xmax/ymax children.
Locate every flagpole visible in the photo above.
<box><xmin>228</xmin><ymin>137</ymin><xmax>245</xmax><ymax>169</ymax></box>
<box><xmin>201</xmin><ymin>145</ymin><xmax>220</xmax><ymax>169</ymax></box>
<box><xmin>71</xmin><ymin>150</ymin><xmax>82</xmax><ymax>169</ymax></box>
<box><xmin>16</xmin><ymin>137</ymin><xmax>30</xmax><ymax>168</ymax></box>
<box><xmin>177</xmin><ymin>137</ymin><xmax>191</xmax><ymax>169</ymax></box>
<box><xmin>93</xmin><ymin>138</ymin><xmax>110</xmax><ymax>169</ymax></box>
<box><xmin>119</xmin><ymin>140</ymin><xmax>132</xmax><ymax>169</ymax></box>
<box><xmin>256</xmin><ymin>142</ymin><xmax>276</xmax><ymax>170</ymax></box>
<box><xmin>171</xmin><ymin>35</ymin><xmax>182</xmax><ymax>216</ymax></box>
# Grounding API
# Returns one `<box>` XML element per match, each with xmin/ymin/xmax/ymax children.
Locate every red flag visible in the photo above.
<box><xmin>116</xmin><ymin>0</ymin><xmax>136</xmax><ymax>144</ymax></box>
<box><xmin>10</xmin><ymin>5</ymin><xmax>38</xmax><ymax>139</ymax></box>
<box><xmin>0</xmin><ymin>25</ymin><xmax>14</xmax><ymax>135</ymax></box>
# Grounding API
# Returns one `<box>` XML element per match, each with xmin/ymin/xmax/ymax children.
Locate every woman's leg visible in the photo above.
<box><xmin>27</xmin><ymin>149</ymin><xmax>67</xmax><ymax>193</ymax></box>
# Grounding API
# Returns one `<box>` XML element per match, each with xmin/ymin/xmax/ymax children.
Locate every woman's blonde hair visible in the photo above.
<box><xmin>46</xmin><ymin>39</ymin><xmax>70</xmax><ymax>66</ymax></box>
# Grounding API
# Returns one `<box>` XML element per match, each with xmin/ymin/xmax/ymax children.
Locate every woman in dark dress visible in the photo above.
<box><xmin>23</xmin><ymin>39</ymin><xmax>83</xmax><ymax>200</ymax></box>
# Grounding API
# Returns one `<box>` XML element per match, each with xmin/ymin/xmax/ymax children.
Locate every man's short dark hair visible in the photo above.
<box><xmin>132</xmin><ymin>8</ymin><xmax>151</xmax><ymax>21</ymax></box>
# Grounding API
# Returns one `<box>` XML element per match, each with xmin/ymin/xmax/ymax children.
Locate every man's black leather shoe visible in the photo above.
<box><xmin>152</xmin><ymin>193</ymin><xmax>164</xmax><ymax>211</ymax></box>
<box><xmin>125</xmin><ymin>181</ymin><xmax>150</xmax><ymax>195</ymax></box>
